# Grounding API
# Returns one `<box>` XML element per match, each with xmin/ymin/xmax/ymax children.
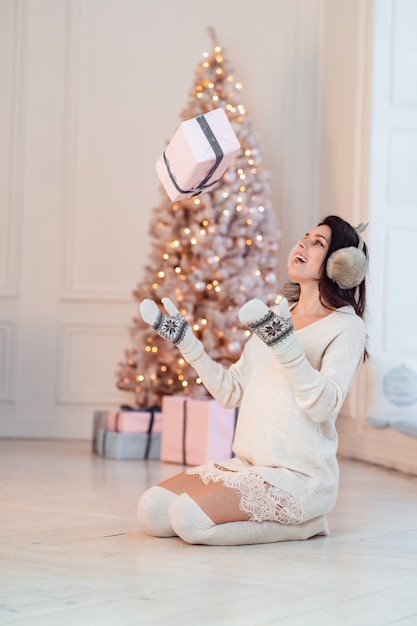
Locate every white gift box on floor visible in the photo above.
<box><xmin>160</xmin><ymin>395</ymin><xmax>238</xmax><ymax>466</ymax></box>
<box><xmin>95</xmin><ymin>429</ymin><xmax>161</xmax><ymax>461</ymax></box>
<box><xmin>156</xmin><ymin>108</ymin><xmax>241</xmax><ymax>202</ymax></box>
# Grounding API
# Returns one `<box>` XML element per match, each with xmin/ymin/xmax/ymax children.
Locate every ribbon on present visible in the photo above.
<box><xmin>163</xmin><ymin>114</ymin><xmax>224</xmax><ymax>197</ymax></box>
<box><xmin>113</xmin><ymin>405</ymin><xmax>161</xmax><ymax>460</ymax></box>
<box><xmin>182</xmin><ymin>399</ymin><xmax>188</xmax><ymax>466</ymax></box>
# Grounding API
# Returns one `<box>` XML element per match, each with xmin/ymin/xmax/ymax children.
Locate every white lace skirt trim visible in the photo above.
<box><xmin>186</xmin><ymin>462</ymin><xmax>302</xmax><ymax>524</ymax></box>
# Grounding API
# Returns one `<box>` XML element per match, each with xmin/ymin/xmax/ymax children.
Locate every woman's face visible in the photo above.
<box><xmin>288</xmin><ymin>224</ymin><xmax>331</xmax><ymax>283</ymax></box>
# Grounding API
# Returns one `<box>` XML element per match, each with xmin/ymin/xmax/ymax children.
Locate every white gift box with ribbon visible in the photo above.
<box><xmin>156</xmin><ymin>108</ymin><xmax>241</xmax><ymax>202</ymax></box>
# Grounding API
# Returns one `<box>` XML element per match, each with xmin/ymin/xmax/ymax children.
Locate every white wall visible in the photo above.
<box><xmin>0</xmin><ymin>0</ymin><xmax>373</xmax><ymax>438</ymax></box>
<box><xmin>337</xmin><ymin>0</ymin><xmax>417</xmax><ymax>469</ymax></box>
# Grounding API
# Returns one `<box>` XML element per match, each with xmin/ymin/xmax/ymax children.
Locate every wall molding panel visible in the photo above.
<box><xmin>57</xmin><ymin>323</ymin><xmax>130</xmax><ymax>404</ymax></box>
<box><xmin>60</xmin><ymin>0</ymin><xmax>145</xmax><ymax>303</ymax></box>
<box><xmin>0</xmin><ymin>0</ymin><xmax>26</xmax><ymax>298</ymax></box>
<box><xmin>0</xmin><ymin>321</ymin><xmax>16</xmax><ymax>402</ymax></box>
<box><xmin>390</xmin><ymin>0</ymin><xmax>417</xmax><ymax>106</ymax></box>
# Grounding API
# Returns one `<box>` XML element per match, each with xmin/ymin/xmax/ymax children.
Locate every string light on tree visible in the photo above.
<box><xmin>116</xmin><ymin>27</ymin><xmax>281</xmax><ymax>408</ymax></box>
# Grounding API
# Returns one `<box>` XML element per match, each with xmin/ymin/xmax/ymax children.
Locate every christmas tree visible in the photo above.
<box><xmin>117</xmin><ymin>28</ymin><xmax>281</xmax><ymax>408</ymax></box>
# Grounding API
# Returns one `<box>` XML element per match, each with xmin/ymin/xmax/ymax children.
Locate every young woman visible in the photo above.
<box><xmin>138</xmin><ymin>215</ymin><xmax>369</xmax><ymax>545</ymax></box>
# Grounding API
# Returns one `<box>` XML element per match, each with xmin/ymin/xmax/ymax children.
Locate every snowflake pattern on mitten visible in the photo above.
<box><xmin>248</xmin><ymin>310</ymin><xmax>294</xmax><ymax>348</ymax></box>
<box><xmin>153</xmin><ymin>311</ymin><xmax>189</xmax><ymax>345</ymax></box>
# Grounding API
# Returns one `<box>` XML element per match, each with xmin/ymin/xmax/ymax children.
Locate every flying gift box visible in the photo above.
<box><xmin>156</xmin><ymin>107</ymin><xmax>241</xmax><ymax>202</ymax></box>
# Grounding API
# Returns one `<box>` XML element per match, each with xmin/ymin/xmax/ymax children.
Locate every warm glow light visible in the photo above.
<box><xmin>137</xmin><ymin>375</ymin><xmax>144</xmax><ymax>382</ymax></box>
<box><xmin>151</xmin><ymin>346</ymin><xmax>158</xmax><ymax>353</ymax></box>
<box><xmin>175</xmin><ymin>267</ymin><xmax>181</xmax><ymax>273</ymax></box>
<box><xmin>163</xmin><ymin>253</ymin><xmax>169</xmax><ymax>260</ymax></box>
<box><xmin>152</xmin><ymin>283</ymin><xmax>158</xmax><ymax>289</ymax></box>
<box><xmin>158</xmin><ymin>271</ymin><xmax>165</xmax><ymax>278</ymax></box>
<box><xmin>182</xmin><ymin>381</ymin><xmax>188</xmax><ymax>387</ymax></box>
<box><xmin>184</xmin><ymin>228</ymin><xmax>191</xmax><ymax>235</ymax></box>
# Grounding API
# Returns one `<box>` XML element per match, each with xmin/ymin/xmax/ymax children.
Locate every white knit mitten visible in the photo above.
<box><xmin>140</xmin><ymin>297</ymin><xmax>203</xmax><ymax>362</ymax></box>
<box><xmin>239</xmin><ymin>297</ymin><xmax>301</xmax><ymax>364</ymax></box>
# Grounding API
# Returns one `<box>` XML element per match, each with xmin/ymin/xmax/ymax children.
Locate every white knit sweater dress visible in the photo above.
<box><xmin>185</xmin><ymin>305</ymin><xmax>366</xmax><ymax>524</ymax></box>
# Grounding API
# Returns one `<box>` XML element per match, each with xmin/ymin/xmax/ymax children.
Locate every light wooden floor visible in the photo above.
<box><xmin>1</xmin><ymin>440</ymin><xmax>417</xmax><ymax>626</ymax></box>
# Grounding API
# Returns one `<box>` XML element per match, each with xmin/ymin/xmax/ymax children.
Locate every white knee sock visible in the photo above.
<box><xmin>169</xmin><ymin>493</ymin><xmax>330</xmax><ymax>546</ymax></box>
<box><xmin>137</xmin><ymin>486</ymin><xmax>178</xmax><ymax>537</ymax></box>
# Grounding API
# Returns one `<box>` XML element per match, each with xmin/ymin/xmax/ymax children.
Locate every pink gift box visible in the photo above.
<box><xmin>92</xmin><ymin>408</ymin><xmax>162</xmax><ymax>435</ymax></box>
<box><xmin>160</xmin><ymin>396</ymin><xmax>238</xmax><ymax>466</ymax></box>
<box><xmin>106</xmin><ymin>409</ymin><xmax>162</xmax><ymax>434</ymax></box>
<box><xmin>156</xmin><ymin>107</ymin><xmax>241</xmax><ymax>202</ymax></box>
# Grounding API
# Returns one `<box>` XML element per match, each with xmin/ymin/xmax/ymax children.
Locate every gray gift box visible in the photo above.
<box><xmin>95</xmin><ymin>428</ymin><xmax>161</xmax><ymax>460</ymax></box>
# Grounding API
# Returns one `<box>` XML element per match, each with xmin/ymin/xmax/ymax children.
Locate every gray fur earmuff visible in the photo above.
<box><xmin>326</xmin><ymin>222</ymin><xmax>369</xmax><ymax>289</ymax></box>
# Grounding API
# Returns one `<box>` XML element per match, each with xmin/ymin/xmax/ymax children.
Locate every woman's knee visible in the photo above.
<box><xmin>137</xmin><ymin>485</ymin><xmax>177</xmax><ymax>537</ymax></box>
<box><xmin>169</xmin><ymin>493</ymin><xmax>215</xmax><ymax>544</ymax></box>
